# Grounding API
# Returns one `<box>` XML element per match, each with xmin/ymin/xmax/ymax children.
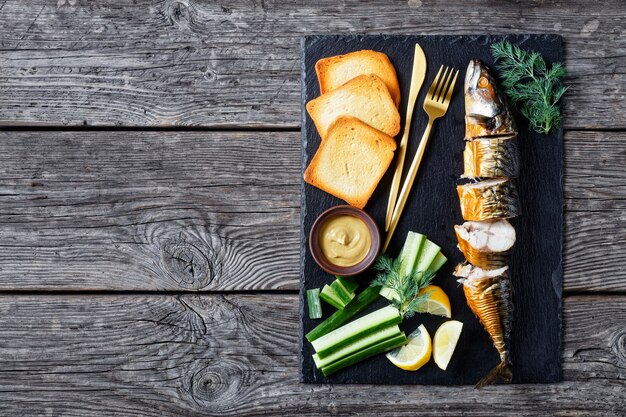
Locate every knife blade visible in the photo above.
<box><xmin>384</xmin><ymin>44</ymin><xmax>427</xmax><ymax>232</ymax></box>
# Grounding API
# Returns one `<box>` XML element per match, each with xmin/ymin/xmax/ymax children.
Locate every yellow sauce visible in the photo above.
<box><xmin>319</xmin><ymin>215</ymin><xmax>372</xmax><ymax>267</ymax></box>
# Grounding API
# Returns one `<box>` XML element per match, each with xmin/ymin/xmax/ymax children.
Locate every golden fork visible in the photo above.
<box><xmin>383</xmin><ymin>65</ymin><xmax>459</xmax><ymax>253</ymax></box>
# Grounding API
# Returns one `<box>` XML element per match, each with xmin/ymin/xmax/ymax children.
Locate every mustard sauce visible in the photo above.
<box><xmin>319</xmin><ymin>215</ymin><xmax>372</xmax><ymax>267</ymax></box>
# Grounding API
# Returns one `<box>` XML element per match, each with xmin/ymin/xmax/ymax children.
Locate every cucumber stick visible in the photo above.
<box><xmin>306</xmin><ymin>288</ymin><xmax>322</xmax><ymax>319</ymax></box>
<box><xmin>312</xmin><ymin>305</ymin><xmax>401</xmax><ymax>358</ymax></box>
<box><xmin>380</xmin><ymin>232</ymin><xmax>424</xmax><ymax>300</ymax></box>
<box><xmin>320</xmin><ymin>277</ymin><xmax>358</xmax><ymax>311</ymax></box>
<box><xmin>330</xmin><ymin>280</ymin><xmax>355</xmax><ymax>305</ymax></box>
<box><xmin>313</xmin><ymin>325</ymin><xmax>401</xmax><ymax>369</ymax></box>
<box><xmin>306</xmin><ymin>285</ymin><xmax>381</xmax><ymax>342</ymax></box>
<box><xmin>427</xmin><ymin>252</ymin><xmax>447</xmax><ymax>274</ymax></box>
<box><xmin>335</xmin><ymin>276</ymin><xmax>359</xmax><ymax>293</ymax></box>
<box><xmin>320</xmin><ymin>333</ymin><xmax>408</xmax><ymax>376</ymax></box>
<box><xmin>319</xmin><ymin>285</ymin><xmax>345</xmax><ymax>310</ymax></box>
<box><xmin>415</xmin><ymin>239</ymin><xmax>441</xmax><ymax>274</ymax></box>
<box><xmin>400</xmin><ymin>232</ymin><xmax>426</xmax><ymax>278</ymax></box>
<box><xmin>379</xmin><ymin>287</ymin><xmax>395</xmax><ymax>300</ymax></box>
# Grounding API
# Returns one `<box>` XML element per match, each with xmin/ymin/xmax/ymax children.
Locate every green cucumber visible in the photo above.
<box><xmin>380</xmin><ymin>232</ymin><xmax>425</xmax><ymax>300</ymax></box>
<box><xmin>415</xmin><ymin>239</ymin><xmax>441</xmax><ymax>274</ymax></box>
<box><xmin>320</xmin><ymin>333</ymin><xmax>408</xmax><ymax>376</ymax></box>
<box><xmin>400</xmin><ymin>232</ymin><xmax>426</xmax><ymax>278</ymax></box>
<box><xmin>312</xmin><ymin>305</ymin><xmax>401</xmax><ymax>358</ymax></box>
<box><xmin>320</xmin><ymin>277</ymin><xmax>358</xmax><ymax>311</ymax></box>
<box><xmin>330</xmin><ymin>280</ymin><xmax>355</xmax><ymax>306</ymax></box>
<box><xmin>336</xmin><ymin>276</ymin><xmax>359</xmax><ymax>293</ymax></box>
<box><xmin>379</xmin><ymin>287</ymin><xmax>395</xmax><ymax>300</ymax></box>
<box><xmin>313</xmin><ymin>325</ymin><xmax>401</xmax><ymax>369</ymax></box>
<box><xmin>306</xmin><ymin>288</ymin><xmax>322</xmax><ymax>319</ymax></box>
<box><xmin>319</xmin><ymin>285</ymin><xmax>345</xmax><ymax>310</ymax></box>
<box><xmin>306</xmin><ymin>285</ymin><xmax>381</xmax><ymax>342</ymax></box>
<box><xmin>426</xmin><ymin>251</ymin><xmax>447</xmax><ymax>274</ymax></box>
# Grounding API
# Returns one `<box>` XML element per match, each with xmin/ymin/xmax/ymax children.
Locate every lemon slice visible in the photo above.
<box><xmin>433</xmin><ymin>320</ymin><xmax>463</xmax><ymax>370</ymax></box>
<box><xmin>414</xmin><ymin>285</ymin><xmax>452</xmax><ymax>318</ymax></box>
<box><xmin>386</xmin><ymin>324</ymin><xmax>431</xmax><ymax>371</ymax></box>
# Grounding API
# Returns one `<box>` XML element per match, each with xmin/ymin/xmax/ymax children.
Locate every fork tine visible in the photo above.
<box><xmin>442</xmin><ymin>69</ymin><xmax>459</xmax><ymax>104</ymax></box>
<box><xmin>427</xmin><ymin>65</ymin><xmax>444</xmax><ymax>99</ymax></box>
<box><xmin>434</xmin><ymin>66</ymin><xmax>451</xmax><ymax>101</ymax></box>
<box><xmin>437</xmin><ymin>67</ymin><xmax>454</xmax><ymax>102</ymax></box>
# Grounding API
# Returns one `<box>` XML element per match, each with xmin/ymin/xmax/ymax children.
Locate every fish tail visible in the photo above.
<box><xmin>474</xmin><ymin>359</ymin><xmax>512</xmax><ymax>389</ymax></box>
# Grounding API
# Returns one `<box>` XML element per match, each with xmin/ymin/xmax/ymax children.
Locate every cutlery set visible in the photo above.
<box><xmin>384</xmin><ymin>46</ymin><xmax>459</xmax><ymax>251</ymax></box>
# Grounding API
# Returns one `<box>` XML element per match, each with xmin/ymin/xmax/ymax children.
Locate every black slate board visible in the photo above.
<box><xmin>299</xmin><ymin>35</ymin><xmax>563</xmax><ymax>385</ymax></box>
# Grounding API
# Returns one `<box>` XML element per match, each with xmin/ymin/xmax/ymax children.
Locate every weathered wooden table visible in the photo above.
<box><xmin>0</xmin><ymin>1</ymin><xmax>624</xmax><ymax>415</ymax></box>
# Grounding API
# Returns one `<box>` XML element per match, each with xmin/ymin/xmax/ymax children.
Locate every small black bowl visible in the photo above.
<box><xmin>309</xmin><ymin>205</ymin><xmax>380</xmax><ymax>276</ymax></box>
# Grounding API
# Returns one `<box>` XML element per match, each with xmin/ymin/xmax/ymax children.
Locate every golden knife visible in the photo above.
<box><xmin>384</xmin><ymin>44</ymin><xmax>427</xmax><ymax>231</ymax></box>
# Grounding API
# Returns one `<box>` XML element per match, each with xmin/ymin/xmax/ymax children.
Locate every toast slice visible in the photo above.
<box><xmin>315</xmin><ymin>50</ymin><xmax>401</xmax><ymax>107</ymax></box>
<box><xmin>304</xmin><ymin>116</ymin><xmax>397</xmax><ymax>209</ymax></box>
<box><xmin>306</xmin><ymin>74</ymin><xmax>401</xmax><ymax>140</ymax></box>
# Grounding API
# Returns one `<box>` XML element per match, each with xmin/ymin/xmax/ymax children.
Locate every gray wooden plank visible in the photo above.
<box><xmin>0</xmin><ymin>130</ymin><xmax>622</xmax><ymax>291</ymax></box>
<box><xmin>564</xmin><ymin>211</ymin><xmax>626</xmax><ymax>292</ymax></box>
<box><xmin>0</xmin><ymin>294</ymin><xmax>623</xmax><ymax>416</ymax></box>
<box><xmin>0</xmin><ymin>130</ymin><xmax>300</xmax><ymax>291</ymax></box>
<box><xmin>563</xmin><ymin>132</ymin><xmax>626</xmax><ymax>292</ymax></box>
<box><xmin>564</xmin><ymin>132</ymin><xmax>626</xmax><ymax>211</ymax></box>
<box><xmin>0</xmin><ymin>0</ymin><xmax>623</xmax><ymax>128</ymax></box>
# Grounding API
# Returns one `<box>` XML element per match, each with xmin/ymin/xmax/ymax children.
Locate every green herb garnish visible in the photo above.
<box><xmin>371</xmin><ymin>255</ymin><xmax>434</xmax><ymax>319</ymax></box>
<box><xmin>491</xmin><ymin>41</ymin><xmax>568</xmax><ymax>134</ymax></box>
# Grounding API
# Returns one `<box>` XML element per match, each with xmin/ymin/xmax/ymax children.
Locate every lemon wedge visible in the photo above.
<box><xmin>433</xmin><ymin>320</ymin><xmax>463</xmax><ymax>370</ymax></box>
<box><xmin>414</xmin><ymin>285</ymin><xmax>452</xmax><ymax>318</ymax></box>
<box><xmin>386</xmin><ymin>324</ymin><xmax>431</xmax><ymax>371</ymax></box>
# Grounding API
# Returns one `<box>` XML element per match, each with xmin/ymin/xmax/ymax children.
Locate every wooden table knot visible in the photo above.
<box><xmin>611</xmin><ymin>331</ymin><xmax>626</xmax><ymax>366</ymax></box>
<box><xmin>187</xmin><ymin>360</ymin><xmax>250</xmax><ymax>407</ymax></box>
<box><xmin>161</xmin><ymin>238</ymin><xmax>215</xmax><ymax>290</ymax></box>
<box><xmin>201</xmin><ymin>66</ymin><xmax>217</xmax><ymax>82</ymax></box>
<box><xmin>162</xmin><ymin>0</ymin><xmax>195</xmax><ymax>30</ymax></box>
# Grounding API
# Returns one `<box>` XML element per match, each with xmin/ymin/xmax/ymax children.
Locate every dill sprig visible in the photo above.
<box><xmin>491</xmin><ymin>41</ymin><xmax>568</xmax><ymax>134</ymax></box>
<box><xmin>371</xmin><ymin>255</ymin><xmax>434</xmax><ymax>319</ymax></box>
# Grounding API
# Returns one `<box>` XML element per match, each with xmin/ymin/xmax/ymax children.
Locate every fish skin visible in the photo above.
<box><xmin>454</xmin><ymin>264</ymin><xmax>513</xmax><ymax>388</ymax></box>
<box><xmin>454</xmin><ymin>220</ymin><xmax>515</xmax><ymax>269</ymax></box>
<box><xmin>463</xmin><ymin>135</ymin><xmax>520</xmax><ymax>179</ymax></box>
<box><xmin>465</xmin><ymin>59</ymin><xmax>517</xmax><ymax>139</ymax></box>
<box><xmin>457</xmin><ymin>179</ymin><xmax>521</xmax><ymax>221</ymax></box>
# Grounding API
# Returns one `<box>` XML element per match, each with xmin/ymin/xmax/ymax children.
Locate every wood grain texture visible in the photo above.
<box><xmin>0</xmin><ymin>0</ymin><xmax>621</xmax><ymax>411</ymax></box>
<box><xmin>0</xmin><ymin>130</ymin><xmax>622</xmax><ymax>291</ymax></box>
<box><xmin>0</xmin><ymin>294</ymin><xmax>623</xmax><ymax>416</ymax></box>
<box><xmin>0</xmin><ymin>0</ymin><xmax>623</xmax><ymax>128</ymax></box>
<box><xmin>563</xmin><ymin>132</ymin><xmax>626</xmax><ymax>292</ymax></box>
<box><xmin>0</xmin><ymin>130</ymin><xmax>300</xmax><ymax>291</ymax></box>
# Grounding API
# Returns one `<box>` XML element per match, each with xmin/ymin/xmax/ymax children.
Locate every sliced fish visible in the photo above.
<box><xmin>463</xmin><ymin>134</ymin><xmax>520</xmax><ymax>179</ymax></box>
<box><xmin>454</xmin><ymin>263</ymin><xmax>513</xmax><ymax>388</ymax></box>
<box><xmin>454</xmin><ymin>219</ymin><xmax>516</xmax><ymax>270</ymax></box>
<box><xmin>457</xmin><ymin>178</ymin><xmax>521</xmax><ymax>221</ymax></box>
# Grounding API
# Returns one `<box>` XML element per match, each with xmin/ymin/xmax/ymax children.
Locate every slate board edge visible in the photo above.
<box><xmin>553</xmin><ymin>33</ymin><xmax>564</xmax><ymax>384</ymax></box>
<box><xmin>298</xmin><ymin>36</ymin><xmax>308</xmax><ymax>384</ymax></box>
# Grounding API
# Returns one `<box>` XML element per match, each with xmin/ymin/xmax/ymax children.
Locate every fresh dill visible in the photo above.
<box><xmin>491</xmin><ymin>41</ymin><xmax>568</xmax><ymax>134</ymax></box>
<box><xmin>371</xmin><ymin>255</ymin><xmax>434</xmax><ymax>319</ymax></box>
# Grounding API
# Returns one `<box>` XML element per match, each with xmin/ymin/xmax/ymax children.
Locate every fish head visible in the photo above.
<box><xmin>464</xmin><ymin>59</ymin><xmax>517</xmax><ymax>139</ymax></box>
<box><xmin>465</xmin><ymin>59</ymin><xmax>501</xmax><ymax>118</ymax></box>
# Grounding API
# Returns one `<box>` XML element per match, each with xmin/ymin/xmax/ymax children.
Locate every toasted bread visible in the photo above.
<box><xmin>304</xmin><ymin>116</ymin><xmax>397</xmax><ymax>209</ymax></box>
<box><xmin>315</xmin><ymin>50</ymin><xmax>401</xmax><ymax>106</ymax></box>
<box><xmin>306</xmin><ymin>74</ymin><xmax>401</xmax><ymax>139</ymax></box>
